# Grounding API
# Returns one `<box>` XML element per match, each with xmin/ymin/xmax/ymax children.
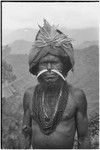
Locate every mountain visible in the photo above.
<box><xmin>2</xmin><ymin>27</ymin><xmax>98</xmax><ymax>54</ymax></box>
<box><xmin>2</xmin><ymin>40</ymin><xmax>33</xmax><ymax>55</ymax></box>
<box><xmin>75</xmin><ymin>40</ymin><xmax>99</xmax><ymax>49</ymax></box>
<box><xmin>5</xmin><ymin>54</ymin><xmax>29</xmax><ymax>78</ymax></box>
<box><xmin>65</xmin><ymin>45</ymin><xmax>99</xmax><ymax>114</ymax></box>
<box><xmin>9</xmin><ymin>40</ymin><xmax>33</xmax><ymax>54</ymax></box>
<box><xmin>62</xmin><ymin>27</ymin><xmax>99</xmax><ymax>44</ymax></box>
<box><xmin>3</xmin><ymin>27</ymin><xmax>98</xmax><ymax>47</ymax></box>
<box><xmin>74</xmin><ymin>45</ymin><xmax>99</xmax><ymax>114</ymax></box>
<box><xmin>2</xmin><ymin>39</ymin><xmax>98</xmax><ymax>55</ymax></box>
<box><xmin>2</xmin><ymin>45</ymin><xmax>11</xmax><ymax>59</ymax></box>
<box><xmin>3</xmin><ymin>28</ymin><xmax>37</xmax><ymax>45</ymax></box>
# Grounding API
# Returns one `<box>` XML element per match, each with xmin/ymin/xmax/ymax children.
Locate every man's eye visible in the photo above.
<box><xmin>52</xmin><ymin>61</ymin><xmax>58</xmax><ymax>64</ymax></box>
<box><xmin>41</xmin><ymin>62</ymin><xmax>46</xmax><ymax>65</ymax></box>
<box><xmin>41</xmin><ymin>61</ymin><xmax>58</xmax><ymax>65</ymax></box>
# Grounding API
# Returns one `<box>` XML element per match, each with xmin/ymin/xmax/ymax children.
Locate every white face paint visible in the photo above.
<box><xmin>37</xmin><ymin>69</ymin><xmax>65</xmax><ymax>81</ymax></box>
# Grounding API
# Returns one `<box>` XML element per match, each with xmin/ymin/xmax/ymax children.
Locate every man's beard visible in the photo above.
<box><xmin>37</xmin><ymin>69</ymin><xmax>65</xmax><ymax>90</ymax></box>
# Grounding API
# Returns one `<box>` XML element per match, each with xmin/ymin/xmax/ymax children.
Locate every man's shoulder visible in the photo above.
<box><xmin>25</xmin><ymin>86</ymin><xmax>36</xmax><ymax>95</ymax></box>
<box><xmin>68</xmin><ymin>84</ymin><xmax>87</xmax><ymax>108</ymax></box>
<box><xmin>23</xmin><ymin>84</ymin><xmax>38</xmax><ymax>100</ymax></box>
<box><xmin>23</xmin><ymin>85</ymin><xmax>38</xmax><ymax>107</ymax></box>
<box><xmin>69</xmin><ymin>85</ymin><xmax>85</xmax><ymax>98</ymax></box>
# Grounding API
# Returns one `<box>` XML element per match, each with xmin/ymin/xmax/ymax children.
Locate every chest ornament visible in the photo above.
<box><xmin>32</xmin><ymin>82</ymin><xmax>69</xmax><ymax>135</ymax></box>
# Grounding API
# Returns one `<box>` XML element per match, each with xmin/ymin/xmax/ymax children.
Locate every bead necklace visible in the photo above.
<box><xmin>42</xmin><ymin>85</ymin><xmax>63</xmax><ymax>122</ymax></box>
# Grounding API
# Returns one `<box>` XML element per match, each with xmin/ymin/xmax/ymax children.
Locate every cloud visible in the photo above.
<box><xmin>2</xmin><ymin>2</ymin><xmax>99</xmax><ymax>30</ymax></box>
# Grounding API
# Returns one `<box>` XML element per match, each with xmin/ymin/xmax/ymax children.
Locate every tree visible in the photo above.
<box><xmin>2</xmin><ymin>60</ymin><xmax>16</xmax><ymax>84</ymax></box>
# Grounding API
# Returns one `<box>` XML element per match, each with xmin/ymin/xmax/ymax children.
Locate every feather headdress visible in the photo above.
<box><xmin>34</xmin><ymin>19</ymin><xmax>71</xmax><ymax>48</ymax></box>
<box><xmin>29</xmin><ymin>19</ymin><xmax>74</xmax><ymax>75</ymax></box>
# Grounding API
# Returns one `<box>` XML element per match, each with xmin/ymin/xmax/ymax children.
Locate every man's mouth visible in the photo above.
<box><xmin>44</xmin><ymin>72</ymin><xmax>56</xmax><ymax>78</ymax></box>
<box><xmin>44</xmin><ymin>75</ymin><xmax>57</xmax><ymax>81</ymax></box>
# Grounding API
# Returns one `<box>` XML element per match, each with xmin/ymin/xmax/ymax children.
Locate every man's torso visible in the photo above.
<box><xmin>27</xmin><ymin>82</ymin><xmax>79</xmax><ymax>149</ymax></box>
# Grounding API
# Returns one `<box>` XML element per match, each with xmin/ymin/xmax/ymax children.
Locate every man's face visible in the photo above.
<box><xmin>38</xmin><ymin>54</ymin><xmax>63</xmax><ymax>83</ymax></box>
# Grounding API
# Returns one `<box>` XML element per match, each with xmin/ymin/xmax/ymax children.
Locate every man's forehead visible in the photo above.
<box><xmin>40</xmin><ymin>54</ymin><xmax>61</xmax><ymax>62</ymax></box>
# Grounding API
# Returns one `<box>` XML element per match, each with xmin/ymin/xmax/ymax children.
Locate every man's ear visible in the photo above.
<box><xmin>29</xmin><ymin>63</ymin><xmax>39</xmax><ymax>76</ymax></box>
<box><xmin>60</xmin><ymin>55</ymin><xmax>72</xmax><ymax>75</ymax></box>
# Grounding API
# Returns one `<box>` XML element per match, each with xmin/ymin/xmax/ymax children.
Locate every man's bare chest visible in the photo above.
<box><xmin>31</xmin><ymin>92</ymin><xmax>76</xmax><ymax>149</ymax></box>
<box><xmin>62</xmin><ymin>94</ymin><xmax>76</xmax><ymax>120</ymax></box>
<box><xmin>31</xmin><ymin>83</ymin><xmax>77</xmax><ymax>135</ymax></box>
<box><xmin>45</xmin><ymin>98</ymin><xmax>76</xmax><ymax>121</ymax></box>
<box><xmin>32</xmin><ymin>92</ymin><xmax>76</xmax><ymax>122</ymax></box>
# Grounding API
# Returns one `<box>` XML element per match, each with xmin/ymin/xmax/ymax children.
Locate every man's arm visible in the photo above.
<box><xmin>21</xmin><ymin>90</ymin><xmax>32</xmax><ymax>149</ymax></box>
<box><xmin>75</xmin><ymin>89</ymin><xmax>91</xmax><ymax>149</ymax></box>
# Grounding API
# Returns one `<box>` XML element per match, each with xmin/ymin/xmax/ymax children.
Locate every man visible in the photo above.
<box><xmin>22</xmin><ymin>20</ymin><xmax>90</xmax><ymax>149</ymax></box>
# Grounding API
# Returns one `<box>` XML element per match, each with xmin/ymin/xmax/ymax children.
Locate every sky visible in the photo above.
<box><xmin>2</xmin><ymin>2</ymin><xmax>99</xmax><ymax>31</ymax></box>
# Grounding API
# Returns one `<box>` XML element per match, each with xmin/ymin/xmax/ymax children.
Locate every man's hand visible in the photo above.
<box><xmin>22</xmin><ymin>89</ymin><xmax>33</xmax><ymax>148</ymax></box>
<box><xmin>22</xmin><ymin>125</ymin><xmax>32</xmax><ymax>136</ymax></box>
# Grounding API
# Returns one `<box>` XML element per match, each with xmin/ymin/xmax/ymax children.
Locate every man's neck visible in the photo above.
<box><xmin>41</xmin><ymin>80</ymin><xmax>65</xmax><ymax>107</ymax></box>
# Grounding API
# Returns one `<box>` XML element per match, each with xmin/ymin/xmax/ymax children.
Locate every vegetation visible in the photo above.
<box><xmin>88</xmin><ymin>112</ymin><xmax>99</xmax><ymax>148</ymax></box>
<box><xmin>2</xmin><ymin>60</ymin><xmax>16</xmax><ymax>84</ymax></box>
<box><xmin>73</xmin><ymin>112</ymin><xmax>99</xmax><ymax>149</ymax></box>
<box><xmin>2</xmin><ymin>94</ymin><xmax>23</xmax><ymax>148</ymax></box>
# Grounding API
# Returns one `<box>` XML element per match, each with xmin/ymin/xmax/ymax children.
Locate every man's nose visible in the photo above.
<box><xmin>47</xmin><ymin>63</ymin><xmax>52</xmax><ymax>71</ymax></box>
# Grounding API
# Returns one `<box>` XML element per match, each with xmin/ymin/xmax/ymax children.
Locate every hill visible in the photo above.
<box><xmin>3</xmin><ymin>27</ymin><xmax>98</xmax><ymax>48</ymax></box>
<box><xmin>5</xmin><ymin>54</ymin><xmax>29</xmax><ymax>78</ymax></box>
<box><xmin>2</xmin><ymin>45</ymin><xmax>11</xmax><ymax>59</ymax></box>
<box><xmin>75</xmin><ymin>41</ymin><xmax>99</xmax><ymax>49</ymax></box>
<box><xmin>62</xmin><ymin>27</ymin><xmax>98</xmax><ymax>43</ymax></box>
<box><xmin>9</xmin><ymin>40</ymin><xmax>33</xmax><ymax>54</ymax></box>
<box><xmin>3</xmin><ymin>28</ymin><xmax>37</xmax><ymax>45</ymax></box>
<box><xmin>73</xmin><ymin>45</ymin><xmax>99</xmax><ymax>114</ymax></box>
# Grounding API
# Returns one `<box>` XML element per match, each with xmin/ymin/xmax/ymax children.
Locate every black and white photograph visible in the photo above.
<box><xmin>1</xmin><ymin>1</ymin><xmax>99</xmax><ymax>149</ymax></box>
